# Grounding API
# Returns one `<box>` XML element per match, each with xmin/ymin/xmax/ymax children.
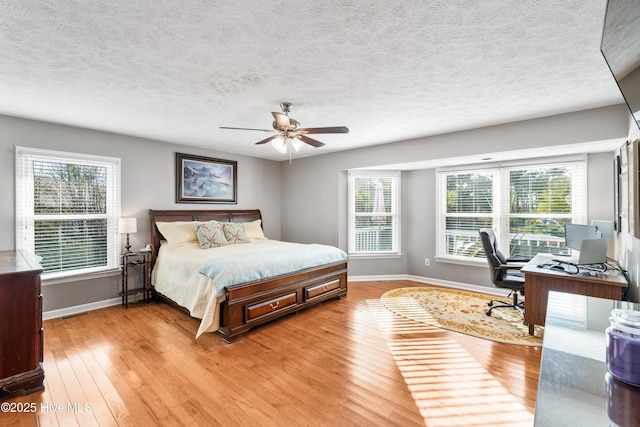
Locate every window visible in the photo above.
<box><xmin>436</xmin><ymin>157</ymin><xmax>587</xmax><ymax>262</ymax></box>
<box><xmin>348</xmin><ymin>171</ymin><xmax>400</xmax><ymax>255</ymax></box>
<box><xmin>16</xmin><ymin>147</ymin><xmax>121</xmax><ymax>278</ymax></box>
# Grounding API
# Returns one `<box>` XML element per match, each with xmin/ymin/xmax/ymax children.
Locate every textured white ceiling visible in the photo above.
<box><xmin>0</xmin><ymin>0</ymin><xmax>624</xmax><ymax>161</ymax></box>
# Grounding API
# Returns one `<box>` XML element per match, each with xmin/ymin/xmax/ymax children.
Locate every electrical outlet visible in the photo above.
<box><xmin>424</xmin><ymin>258</ymin><xmax>430</xmax><ymax>267</ymax></box>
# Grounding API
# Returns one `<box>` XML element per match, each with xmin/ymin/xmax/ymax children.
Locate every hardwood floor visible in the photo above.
<box><xmin>1</xmin><ymin>280</ymin><xmax>542</xmax><ymax>426</ymax></box>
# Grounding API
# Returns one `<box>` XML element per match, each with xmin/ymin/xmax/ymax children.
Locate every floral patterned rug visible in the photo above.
<box><xmin>380</xmin><ymin>287</ymin><xmax>544</xmax><ymax>346</ymax></box>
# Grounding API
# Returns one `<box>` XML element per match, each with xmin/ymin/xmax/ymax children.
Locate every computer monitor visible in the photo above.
<box><xmin>564</xmin><ymin>224</ymin><xmax>601</xmax><ymax>251</ymax></box>
<box><xmin>592</xmin><ymin>220</ymin><xmax>615</xmax><ymax>257</ymax></box>
<box><xmin>591</xmin><ymin>220</ymin><xmax>614</xmax><ymax>239</ymax></box>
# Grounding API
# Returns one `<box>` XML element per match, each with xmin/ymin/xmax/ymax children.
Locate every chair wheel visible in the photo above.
<box><xmin>486</xmin><ymin>310</ymin><xmax>492</xmax><ymax>316</ymax></box>
<box><xmin>488</xmin><ymin>301</ymin><xmax>493</xmax><ymax>307</ymax></box>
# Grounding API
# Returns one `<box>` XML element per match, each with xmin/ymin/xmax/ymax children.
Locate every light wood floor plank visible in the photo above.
<box><xmin>1</xmin><ymin>281</ymin><xmax>541</xmax><ymax>426</ymax></box>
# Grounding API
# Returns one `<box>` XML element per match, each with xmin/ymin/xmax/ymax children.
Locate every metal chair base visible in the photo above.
<box><xmin>486</xmin><ymin>290</ymin><xmax>524</xmax><ymax>316</ymax></box>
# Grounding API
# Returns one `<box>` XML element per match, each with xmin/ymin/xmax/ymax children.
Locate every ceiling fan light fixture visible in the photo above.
<box><xmin>290</xmin><ymin>137</ymin><xmax>303</xmax><ymax>152</ymax></box>
<box><xmin>220</xmin><ymin>102</ymin><xmax>348</xmax><ymax>158</ymax></box>
<box><xmin>271</xmin><ymin>136</ymin><xmax>287</xmax><ymax>153</ymax></box>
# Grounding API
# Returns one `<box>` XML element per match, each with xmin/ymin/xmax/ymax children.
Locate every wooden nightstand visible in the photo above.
<box><xmin>120</xmin><ymin>251</ymin><xmax>151</xmax><ymax>308</ymax></box>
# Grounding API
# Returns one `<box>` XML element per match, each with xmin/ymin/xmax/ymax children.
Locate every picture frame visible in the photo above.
<box><xmin>629</xmin><ymin>139</ymin><xmax>640</xmax><ymax>238</ymax></box>
<box><xmin>619</xmin><ymin>142</ymin><xmax>629</xmax><ymax>234</ymax></box>
<box><xmin>614</xmin><ymin>154</ymin><xmax>621</xmax><ymax>232</ymax></box>
<box><xmin>175</xmin><ymin>153</ymin><xmax>237</xmax><ymax>204</ymax></box>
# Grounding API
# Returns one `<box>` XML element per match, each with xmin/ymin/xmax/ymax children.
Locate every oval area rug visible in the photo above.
<box><xmin>380</xmin><ymin>287</ymin><xmax>543</xmax><ymax>346</ymax></box>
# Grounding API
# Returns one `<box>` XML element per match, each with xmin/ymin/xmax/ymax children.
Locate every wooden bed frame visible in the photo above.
<box><xmin>148</xmin><ymin>209</ymin><xmax>348</xmax><ymax>342</ymax></box>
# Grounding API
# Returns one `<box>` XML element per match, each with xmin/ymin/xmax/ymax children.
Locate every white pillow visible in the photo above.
<box><xmin>156</xmin><ymin>221</ymin><xmax>200</xmax><ymax>248</ymax></box>
<box><xmin>243</xmin><ymin>219</ymin><xmax>267</xmax><ymax>240</ymax></box>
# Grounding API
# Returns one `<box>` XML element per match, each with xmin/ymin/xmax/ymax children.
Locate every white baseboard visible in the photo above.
<box><xmin>349</xmin><ymin>273</ymin><xmax>510</xmax><ymax>297</ymax></box>
<box><xmin>348</xmin><ymin>274</ymin><xmax>408</xmax><ymax>282</ymax></box>
<box><xmin>44</xmin><ymin>275</ymin><xmax>509</xmax><ymax>321</ymax></box>
<box><xmin>43</xmin><ymin>297</ymin><xmax>122</xmax><ymax>320</ymax></box>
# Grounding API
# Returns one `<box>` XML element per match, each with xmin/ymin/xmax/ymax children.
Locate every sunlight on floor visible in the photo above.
<box><xmin>368</xmin><ymin>299</ymin><xmax>534</xmax><ymax>427</ymax></box>
<box><xmin>378</xmin><ymin>296</ymin><xmax>442</xmax><ymax>327</ymax></box>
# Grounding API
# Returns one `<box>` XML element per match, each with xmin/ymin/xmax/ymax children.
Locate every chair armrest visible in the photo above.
<box><xmin>496</xmin><ymin>263</ymin><xmax>525</xmax><ymax>272</ymax></box>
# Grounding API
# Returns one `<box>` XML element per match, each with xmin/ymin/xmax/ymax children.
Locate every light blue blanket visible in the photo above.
<box><xmin>199</xmin><ymin>244</ymin><xmax>347</xmax><ymax>297</ymax></box>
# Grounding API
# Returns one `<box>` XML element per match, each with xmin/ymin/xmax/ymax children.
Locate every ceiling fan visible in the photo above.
<box><xmin>220</xmin><ymin>102</ymin><xmax>349</xmax><ymax>155</ymax></box>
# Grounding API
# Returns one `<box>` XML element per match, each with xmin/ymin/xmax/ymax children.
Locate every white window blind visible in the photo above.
<box><xmin>501</xmin><ymin>162</ymin><xmax>587</xmax><ymax>259</ymax></box>
<box><xmin>436</xmin><ymin>157</ymin><xmax>587</xmax><ymax>261</ymax></box>
<box><xmin>436</xmin><ymin>170</ymin><xmax>495</xmax><ymax>258</ymax></box>
<box><xmin>16</xmin><ymin>146</ymin><xmax>121</xmax><ymax>277</ymax></box>
<box><xmin>348</xmin><ymin>171</ymin><xmax>400</xmax><ymax>255</ymax></box>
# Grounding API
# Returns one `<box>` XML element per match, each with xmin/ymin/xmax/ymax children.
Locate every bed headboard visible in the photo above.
<box><xmin>147</xmin><ymin>209</ymin><xmax>262</xmax><ymax>269</ymax></box>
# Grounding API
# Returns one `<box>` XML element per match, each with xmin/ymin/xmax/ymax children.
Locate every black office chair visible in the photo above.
<box><xmin>478</xmin><ymin>228</ymin><xmax>527</xmax><ymax>316</ymax></box>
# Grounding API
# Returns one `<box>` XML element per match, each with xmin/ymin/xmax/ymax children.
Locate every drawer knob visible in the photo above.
<box><xmin>322</xmin><ymin>285</ymin><xmax>328</xmax><ymax>291</ymax></box>
<box><xmin>269</xmin><ymin>301</ymin><xmax>279</xmax><ymax>310</ymax></box>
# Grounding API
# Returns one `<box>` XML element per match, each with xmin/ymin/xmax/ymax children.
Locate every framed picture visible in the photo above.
<box><xmin>175</xmin><ymin>153</ymin><xmax>237</xmax><ymax>204</ymax></box>
<box><xmin>629</xmin><ymin>139</ymin><xmax>640</xmax><ymax>238</ymax></box>
<box><xmin>614</xmin><ymin>154</ymin><xmax>621</xmax><ymax>232</ymax></box>
<box><xmin>619</xmin><ymin>142</ymin><xmax>629</xmax><ymax>234</ymax></box>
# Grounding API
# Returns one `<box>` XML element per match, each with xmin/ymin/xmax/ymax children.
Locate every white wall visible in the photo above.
<box><xmin>0</xmin><ymin>115</ymin><xmax>282</xmax><ymax>311</ymax></box>
<box><xmin>2</xmin><ymin>103</ymin><xmax>637</xmax><ymax>312</ymax></box>
<box><xmin>616</xmin><ymin>118</ymin><xmax>640</xmax><ymax>301</ymax></box>
<box><xmin>280</xmin><ymin>105</ymin><xmax>634</xmax><ymax>292</ymax></box>
<box><xmin>401</xmin><ymin>152</ymin><xmax>614</xmax><ymax>288</ymax></box>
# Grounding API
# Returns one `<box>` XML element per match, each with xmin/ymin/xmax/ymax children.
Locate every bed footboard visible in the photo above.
<box><xmin>218</xmin><ymin>261</ymin><xmax>348</xmax><ymax>343</ymax></box>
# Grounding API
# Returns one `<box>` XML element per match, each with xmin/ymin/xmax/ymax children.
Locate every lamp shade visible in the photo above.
<box><xmin>271</xmin><ymin>136</ymin><xmax>287</xmax><ymax>153</ymax></box>
<box><xmin>290</xmin><ymin>137</ymin><xmax>303</xmax><ymax>152</ymax></box>
<box><xmin>118</xmin><ymin>217</ymin><xmax>137</xmax><ymax>234</ymax></box>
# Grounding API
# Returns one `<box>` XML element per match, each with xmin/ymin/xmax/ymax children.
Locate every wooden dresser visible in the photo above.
<box><xmin>0</xmin><ymin>250</ymin><xmax>44</xmax><ymax>398</ymax></box>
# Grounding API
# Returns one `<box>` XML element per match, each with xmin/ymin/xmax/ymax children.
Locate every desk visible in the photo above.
<box><xmin>534</xmin><ymin>292</ymin><xmax>640</xmax><ymax>426</ymax></box>
<box><xmin>522</xmin><ymin>253</ymin><xmax>627</xmax><ymax>335</ymax></box>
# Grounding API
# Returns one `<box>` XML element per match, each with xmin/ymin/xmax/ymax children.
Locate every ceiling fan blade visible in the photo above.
<box><xmin>298</xmin><ymin>134</ymin><xmax>325</xmax><ymax>148</ymax></box>
<box><xmin>298</xmin><ymin>126</ymin><xmax>349</xmax><ymax>134</ymax></box>
<box><xmin>255</xmin><ymin>135</ymin><xmax>280</xmax><ymax>145</ymax></box>
<box><xmin>272</xmin><ymin>112</ymin><xmax>291</xmax><ymax>129</ymax></box>
<box><xmin>220</xmin><ymin>126</ymin><xmax>274</xmax><ymax>132</ymax></box>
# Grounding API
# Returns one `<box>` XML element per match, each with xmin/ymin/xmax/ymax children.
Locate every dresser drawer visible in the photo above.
<box><xmin>245</xmin><ymin>292</ymin><xmax>297</xmax><ymax>322</ymax></box>
<box><xmin>305</xmin><ymin>279</ymin><xmax>341</xmax><ymax>301</ymax></box>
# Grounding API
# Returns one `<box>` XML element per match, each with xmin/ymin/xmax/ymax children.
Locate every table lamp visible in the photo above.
<box><xmin>118</xmin><ymin>217</ymin><xmax>137</xmax><ymax>254</ymax></box>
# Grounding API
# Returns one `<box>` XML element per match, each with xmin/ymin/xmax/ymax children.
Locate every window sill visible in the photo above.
<box><xmin>348</xmin><ymin>253</ymin><xmax>402</xmax><ymax>260</ymax></box>
<box><xmin>42</xmin><ymin>268</ymin><xmax>120</xmax><ymax>286</ymax></box>
<box><xmin>435</xmin><ymin>255</ymin><xmax>487</xmax><ymax>268</ymax></box>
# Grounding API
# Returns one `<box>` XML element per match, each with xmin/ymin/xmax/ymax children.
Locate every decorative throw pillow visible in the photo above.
<box><xmin>194</xmin><ymin>221</ymin><xmax>228</xmax><ymax>249</ymax></box>
<box><xmin>222</xmin><ymin>222</ymin><xmax>251</xmax><ymax>244</ymax></box>
<box><xmin>243</xmin><ymin>219</ymin><xmax>267</xmax><ymax>240</ymax></box>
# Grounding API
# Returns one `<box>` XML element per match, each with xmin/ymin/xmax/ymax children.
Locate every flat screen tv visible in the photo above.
<box><xmin>600</xmin><ymin>0</ymin><xmax>640</xmax><ymax>131</ymax></box>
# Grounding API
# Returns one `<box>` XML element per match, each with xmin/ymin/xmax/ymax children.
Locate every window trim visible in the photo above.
<box><xmin>15</xmin><ymin>146</ymin><xmax>122</xmax><ymax>279</ymax></box>
<box><xmin>347</xmin><ymin>170</ymin><xmax>401</xmax><ymax>256</ymax></box>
